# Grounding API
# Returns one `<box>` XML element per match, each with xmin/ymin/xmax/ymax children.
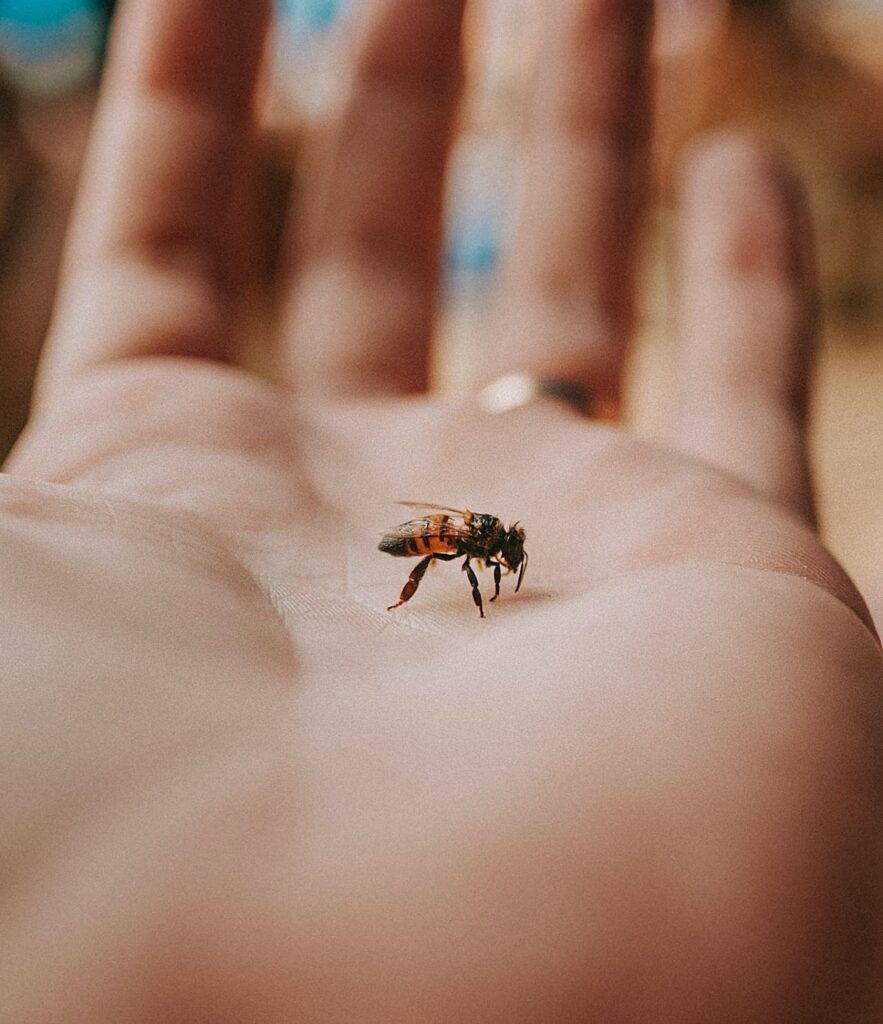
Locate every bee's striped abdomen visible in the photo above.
<box><xmin>378</xmin><ymin>515</ymin><xmax>460</xmax><ymax>558</ymax></box>
<box><xmin>412</xmin><ymin>534</ymin><xmax>459</xmax><ymax>556</ymax></box>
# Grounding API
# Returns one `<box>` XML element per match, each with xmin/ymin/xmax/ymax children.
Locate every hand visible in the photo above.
<box><xmin>2</xmin><ymin>2</ymin><xmax>881</xmax><ymax>1021</ymax></box>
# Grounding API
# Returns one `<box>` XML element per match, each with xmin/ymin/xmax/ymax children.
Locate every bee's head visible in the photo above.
<box><xmin>500</xmin><ymin>523</ymin><xmax>528</xmax><ymax>592</ymax></box>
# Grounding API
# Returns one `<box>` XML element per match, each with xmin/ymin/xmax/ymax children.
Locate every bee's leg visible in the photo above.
<box><xmin>462</xmin><ymin>558</ymin><xmax>484</xmax><ymax>617</ymax></box>
<box><xmin>487</xmin><ymin>560</ymin><xmax>502</xmax><ymax>601</ymax></box>
<box><xmin>387</xmin><ymin>555</ymin><xmax>433</xmax><ymax>611</ymax></box>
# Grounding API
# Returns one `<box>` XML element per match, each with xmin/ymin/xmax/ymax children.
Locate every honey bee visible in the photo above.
<box><xmin>379</xmin><ymin>503</ymin><xmax>528</xmax><ymax>618</ymax></box>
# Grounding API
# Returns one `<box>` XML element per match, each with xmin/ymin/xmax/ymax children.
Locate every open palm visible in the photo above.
<box><xmin>2</xmin><ymin>2</ymin><xmax>881</xmax><ymax>1022</ymax></box>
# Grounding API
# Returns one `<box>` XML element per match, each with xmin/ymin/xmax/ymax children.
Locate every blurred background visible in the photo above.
<box><xmin>0</xmin><ymin>0</ymin><xmax>880</xmax><ymax>601</ymax></box>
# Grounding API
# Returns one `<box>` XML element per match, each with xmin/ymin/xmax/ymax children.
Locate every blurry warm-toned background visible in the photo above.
<box><xmin>0</xmin><ymin>0</ymin><xmax>881</xmax><ymax>601</ymax></box>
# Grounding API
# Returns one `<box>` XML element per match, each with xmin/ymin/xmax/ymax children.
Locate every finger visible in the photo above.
<box><xmin>36</xmin><ymin>0</ymin><xmax>270</xmax><ymax>398</ymax></box>
<box><xmin>279</xmin><ymin>0</ymin><xmax>466</xmax><ymax>396</ymax></box>
<box><xmin>488</xmin><ymin>0</ymin><xmax>654</xmax><ymax>412</ymax></box>
<box><xmin>669</xmin><ymin>135</ymin><xmax>817</xmax><ymax>523</ymax></box>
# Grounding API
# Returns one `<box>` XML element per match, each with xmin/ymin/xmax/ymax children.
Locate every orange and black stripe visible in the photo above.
<box><xmin>409</xmin><ymin>535</ymin><xmax>458</xmax><ymax>557</ymax></box>
<box><xmin>379</xmin><ymin>513</ymin><xmax>463</xmax><ymax>559</ymax></box>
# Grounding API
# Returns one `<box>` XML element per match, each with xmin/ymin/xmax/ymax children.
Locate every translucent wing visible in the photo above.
<box><xmin>382</xmin><ymin>506</ymin><xmax>474</xmax><ymax>541</ymax></box>
<box><xmin>395</xmin><ymin>501</ymin><xmax>469</xmax><ymax>516</ymax></box>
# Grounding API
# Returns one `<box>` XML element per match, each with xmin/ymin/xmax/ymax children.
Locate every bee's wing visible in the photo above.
<box><xmin>381</xmin><ymin>513</ymin><xmax>473</xmax><ymax>540</ymax></box>
<box><xmin>395</xmin><ymin>501</ymin><xmax>469</xmax><ymax>516</ymax></box>
<box><xmin>379</xmin><ymin>518</ymin><xmax>424</xmax><ymax>538</ymax></box>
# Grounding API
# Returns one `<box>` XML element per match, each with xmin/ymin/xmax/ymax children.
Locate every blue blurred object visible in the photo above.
<box><xmin>0</xmin><ymin>0</ymin><xmax>106</xmax><ymax>96</ymax></box>
<box><xmin>438</xmin><ymin>135</ymin><xmax>517</xmax><ymax>389</ymax></box>
<box><xmin>446</xmin><ymin>213</ymin><xmax>501</xmax><ymax>278</ymax></box>
<box><xmin>271</xmin><ymin>0</ymin><xmax>351</xmax><ymax>119</ymax></box>
<box><xmin>442</xmin><ymin>136</ymin><xmax>516</xmax><ymax>298</ymax></box>
<box><xmin>2</xmin><ymin>0</ymin><xmax>95</xmax><ymax>25</ymax></box>
<box><xmin>276</xmin><ymin>0</ymin><xmax>346</xmax><ymax>37</ymax></box>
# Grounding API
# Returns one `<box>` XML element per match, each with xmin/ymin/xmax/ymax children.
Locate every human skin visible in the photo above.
<box><xmin>1</xmin><ymin>1</ymin><xmax>881</xmax><ymax>1021</ymax></box>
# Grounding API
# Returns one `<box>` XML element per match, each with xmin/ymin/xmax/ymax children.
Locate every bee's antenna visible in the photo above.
<box><xmin>516</xmin><ymin>550</ymin><xmax>527</xmax><ymax>592</ymax></box>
